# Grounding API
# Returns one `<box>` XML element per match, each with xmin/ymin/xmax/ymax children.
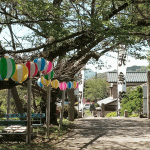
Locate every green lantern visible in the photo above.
<box><xmin>43</xmin><ymin>70</ymin><xmax>54</xmax><ymax>80</ymax></box>
<box><xmin>0</xmin><ymin>57</ymin><xmax>16</xmax><ymax>80</ymax></box>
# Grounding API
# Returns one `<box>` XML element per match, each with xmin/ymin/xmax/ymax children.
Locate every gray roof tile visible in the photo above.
<box><xmin>107</xmin><ymin>72</ymin><xmax>147</xmax><ymax>83</ymax></box>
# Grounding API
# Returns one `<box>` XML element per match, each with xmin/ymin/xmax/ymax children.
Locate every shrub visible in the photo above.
<box><xmin>121</xmin><ymin>86</ymin><xmax>143</xmax><ymax>116</ymax></box>
<box><xmin>106</xmin><ymin>111</ymin><xmax>117</xmax><ymax>117</ymax></box>
<box><xmin>130</xmin><ymin>113</ymin><xmax>139</xmax><ymax>117</ymax></box>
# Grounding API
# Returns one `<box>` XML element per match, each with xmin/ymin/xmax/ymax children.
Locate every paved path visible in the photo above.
<box><xmin>54</xmin><ymin>116</ymin><xmax>150</xmax><ymax>150</ymax></box>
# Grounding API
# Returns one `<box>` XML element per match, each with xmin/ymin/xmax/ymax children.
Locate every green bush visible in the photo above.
<box><xmin>106</xmin><ymin>111</ymin><xmax>117</xmax><ymax>117</ymax></box>
<box><xmin>130</xmin><ymin>113</ymin><xmax>139</xmax><ymax>117</ymax></box>
<box><xmin>121</xmin><ymin>86</ymin><xmax>143</xmax><ymax>116</ymax></box>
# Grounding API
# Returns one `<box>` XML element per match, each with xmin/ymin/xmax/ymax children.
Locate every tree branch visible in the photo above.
<box><xmin>91</xmin><ymin>0</ymin><xmax>95</xmax><ymax>16</ymax></box>
<box><xmin>0</xmin><ymin>30</ymin><xmax>86</xmax><ymax>55</ymax></box>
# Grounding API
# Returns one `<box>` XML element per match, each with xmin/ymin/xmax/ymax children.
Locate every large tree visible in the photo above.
<box><xmin>0</xmin><ymin>0</ymin><xmax>150</xmax><ymax>124</ymax></box>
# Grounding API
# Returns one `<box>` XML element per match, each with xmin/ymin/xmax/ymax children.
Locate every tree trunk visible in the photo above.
<box><xmin>11</xmin><ymin>86</ymin><xmax>24</xmax><ymax>113</ymax></box>
<box><xmin>40</xmin><ymin>88</ymin><xmax>59</xmax><ymax>125</ymax></box>
<box><xmin>67</xmin><ymin>88</ymin><xmax>75</xmax><ymax>121</ymax></box>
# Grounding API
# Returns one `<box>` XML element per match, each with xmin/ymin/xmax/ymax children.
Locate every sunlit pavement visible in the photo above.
<box><xmin>55</xmin><ymin>116</ymin><xmax>150</xmax><ymax>150</ymax></box>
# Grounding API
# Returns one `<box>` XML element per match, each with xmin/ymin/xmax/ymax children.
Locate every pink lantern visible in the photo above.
<box><xmin>42</xmin><ymin>61</ymin><xmax>53</xmax><ymax>75</ymax></box>
<box><xmin>25</xmin><ymin>61</ymin><xmax>38</xmax><ymax>77</ymax></box>
<box><xmin>59</xmin><ymin>82</ymin><xmax>67</xmax><ymax>90</ymax></box>
<box><xmin>76</xmin><ymin>82</ymin><xmax>79</xmax><ymax>89</ymax></box>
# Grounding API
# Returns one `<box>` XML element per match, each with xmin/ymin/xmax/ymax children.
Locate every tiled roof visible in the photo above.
<box><xmin>107</xmin><ymin>72</ymin><xmax>147</xmax><ymax>83</ymax></box>
<box><xmin>97</xmin><ymin>97</ymin><xmax>117</xmax><ymax>106</ymax></box>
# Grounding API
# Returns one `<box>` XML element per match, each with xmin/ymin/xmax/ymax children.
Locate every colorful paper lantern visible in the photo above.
<box><xmin>59</xmin><ymin>82</ymin><xmax>67</xmax><ymax>90</ymax></box>
<box><xmin>73</xmin><ymin>81</ymin><xmax>77</xmax><ymax>89</ymax></box>
<box><xmin>37</xmin><ymin>78</ymin><xmax>44</xmax><ymax>87</ymax></box>
<box><xmin>25</xmin><ymin>61</ymin><xmax>38</xmax><ymax>77</ymax></box>
<box><xmin>43</xmin><ymin>70</ymin><xmax>54</xmax><ymax>80</ymax></box>
<box><xmin>76</xmin><ymin>82</ymin><xmax>79</xmax><ymax>89</ymax></box>
<box><xmin>0</xmin><ymin>57</ymin><xmax>16</xmax><ymax>80</ymax></box>
<box><xmin>67</xmin><ymin>81</ymin><xmax>73</xmax><ymax>89</ymax></box>
<box><xmin>41</xmin><ymin>76</ymin><xmax>51</xmax><ymax>86</ymax></box>
<box><xmin>51</xmin><ymin>79</ymin><xmax>59</xmax><ymax>89</ymax></box>
<box><xmin>11</xmin><ymin>64</ymin><xmax>28</xmax><ymax>83</ymax></box>
<box><xmin>42</xmin><ymin>61</ymin><xmax>53</xmax><ymax>75</ymax></box>
<box><xmin>33</xmin><ymin>58</ymin><xmax>47</xmax><ymax>71</ymax></box>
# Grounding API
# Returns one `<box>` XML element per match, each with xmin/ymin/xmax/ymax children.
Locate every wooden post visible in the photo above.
<box><xmin>59</xmin><ymin>90</ymin><xmax>65</xmax><ymax>129</ymax></box>
<box><xmin>26</xmin><ymin>78</ymin><xmax>32</xmax><ymax>144</ymax></box>
<box><xmin>101</xmin><ymin>103</ymin><xmax>105</xmax><ymax>117</ymax></box>
<box><xmin>124</xmin><ymin>110</ymin><xmax>128</xmax><ymax>117</ymax></box>
<box><xmin>68</xmin><ymin>89</ymin><xmax>74</xmax><ymax>121</ymax></box>
<box><xmin>147</xmin><ymin>71</ymin><xmax>150</xmax><ymax>119</ymax></box>
<box><xmin>46</xmin><ymin>84</ymin><xmax>51</xmax><ymax>136</ymax></box>
<box><xmin>7</xmin><ymin>89</ymin><xmax>11</xmax><ymax>121</ymax></box>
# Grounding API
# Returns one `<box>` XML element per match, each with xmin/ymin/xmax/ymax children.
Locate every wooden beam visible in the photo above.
<box><xmin>26</xmin><ymin>78</ymin><xmax>31</xmax><ymax>144</ymax></box>
<box><xmin>147</xmin><ymin>71</ymin><xmax>150</xmax><ymax>119</ymax></box>
<box><xmin>59</xmin><ymin>90</ymin><xmax>65</xmax><ymax>129</ymax></box>
<box><xmin>46</xmin><ymin>84</ymin><xmax>51</xmax><ymax>136</ymax></box>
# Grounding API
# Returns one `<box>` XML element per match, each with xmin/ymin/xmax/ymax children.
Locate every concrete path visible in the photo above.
<box><xmin>54</xmin><ymin>116</ymin><xmax>150</xmax><ymax>150</ymax></box>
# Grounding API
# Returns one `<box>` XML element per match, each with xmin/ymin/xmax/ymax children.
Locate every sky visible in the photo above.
<box><xmin>86</xmin><ymin>52</ymin><xmax>149</xmax><ymax>73</ymax></box>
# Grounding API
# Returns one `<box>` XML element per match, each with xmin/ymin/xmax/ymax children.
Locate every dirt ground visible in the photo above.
<box><xmin>54</xmin><ymin>116</ymin><xmax>150</xmax><ymax>150</ymax></box>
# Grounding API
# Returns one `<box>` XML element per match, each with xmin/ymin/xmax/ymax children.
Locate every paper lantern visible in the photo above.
<box><xmin>51</xmin><ymin>79</ymin><xmax>59</xmax><ymax>89</ymax></box>
<box><xmin>25</xmin><ymin>61</ymin><xmax>38</xmax><ymax>77</ymax></box>
<box><xmin>43</xmin><ymin>70</ymin><xmax>54</xmax><ymax>80</ymax></box>
<box><xmin>41</xmin><ymin>76</ymin><xmax>51</xmax><ymax>86</ymax></box>
<box><xmin>67</xmin><ymin>81</ymin><xmax>73</xmax><ymax>89</ymax></box>
<box><xmin>73</xmin><ymin>81</ymin><xmax>77</xmax><ymax>89</ymax></box>
<box><xmin>37</xmin><ymin>78</ymin><xmax>44</xmax><ymax>87</ymax></box>
<box><xmin>0</xmin><ymin>57</ymin><xmax>16</xmax><ymax>80</ymax></box>
<box><xmin>76</xmin><ymin>82</ymin><xmax>79</xmax><ymax>89</ymax></box>
<box><xmin>42</xmin><ymin>61</ymin><xmax>53</xmax><ymax>75</ymax></box>
<box><xmin>33</xmin><ymin>58</ymin><xmax>47</xmax><ymax>71</ymax></box>
<box><xmin>11</xmin><ymin>64</ymin><xmax>28</xmax><ymax>83</ymax></box>
<box><xmin>59</xmin><ymin>82</ymin><xmax>67</xmax><ymax>90</ymax></box>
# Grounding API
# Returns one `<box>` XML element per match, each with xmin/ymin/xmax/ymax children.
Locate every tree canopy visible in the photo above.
<box><xmin>0</xmin><ymin>0</ymin><xmax>150</xmax><ymax>89</ymax></box>
<box><xmin>84</xmin><ymin>78</ymin><xmax>109</xmax><ymax>101</ymax></box>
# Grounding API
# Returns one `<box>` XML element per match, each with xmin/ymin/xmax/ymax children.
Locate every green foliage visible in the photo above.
<box><xmin>121</xmin><ymin>86</ymin><xmax>143</xmax><ymax>116</ymax></box>
<box><xmin>130</xmin><ymin>113</ymin><xmax>139</xmax><ymax>117</ymax></box>
<box><xmin>0</xmin><ymin>85</ymin><xmax>43</xmax><ymax>115</ymax></box>
<box><xmin>94</xmin><ymin>103</ymin><xmax>99</xmax><ymax>108</ymax></box>
<box><xmin>84</xmin><ymin>78</ymin><xmax>109</xmax><ymax>101</ymax></box>
<box><xmin>106</xmin><ymin>111</ymin><xmax>117</xmax><ymax>117</ymax></box>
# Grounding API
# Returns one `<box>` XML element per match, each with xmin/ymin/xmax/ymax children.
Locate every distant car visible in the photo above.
<box><xmin>84</xmin><ymin>103</ymin><xmax>92</xmax><ymax>110</ymax></box>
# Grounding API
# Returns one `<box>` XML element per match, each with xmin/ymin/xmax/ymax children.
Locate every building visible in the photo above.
<box><xmin>96</xmin><ymin>72</ymin><xmax>147</xmax><ymax>116</ymax></box>
<box><xmin>107</xmin><ymin>72</ymin><xmax>147</xmax><ymax>99</ymax></box>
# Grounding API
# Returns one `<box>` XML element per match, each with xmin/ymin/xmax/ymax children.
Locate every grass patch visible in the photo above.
<box><xmin>0</xmin><ymin>118</ymin><xmax>74</xmax><ymax>150</ymax></box>
<box><xmin>84</xmin><ymin>109</ymin><xmax>92</xmax><ymax>116</ymax></box>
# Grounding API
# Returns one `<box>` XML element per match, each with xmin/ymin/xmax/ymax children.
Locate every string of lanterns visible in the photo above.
<box><xmin>0</xmin><ymin>57</ymin><xmax>79</xmax><ymax>90</ymax></box>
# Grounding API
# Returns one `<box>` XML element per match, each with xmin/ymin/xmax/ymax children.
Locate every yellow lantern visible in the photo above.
<box><xmin>11</xmin><ymin>64</ymin><xmax>28</xmax><ymax>83</ymax></box>
<box><xmin>51</xmin><ymin>79</ymin><xmax>59</xmax><ymax>89</ymax></box>
<box><xmin>73</xmin><ymin>81</ymin><xmax>77</xmax><ymax>89</ymax></box>
<box><xmin>41</xmin><ymin>76</ymin><xmax>51</xmax><ymax>86</ymax></box>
